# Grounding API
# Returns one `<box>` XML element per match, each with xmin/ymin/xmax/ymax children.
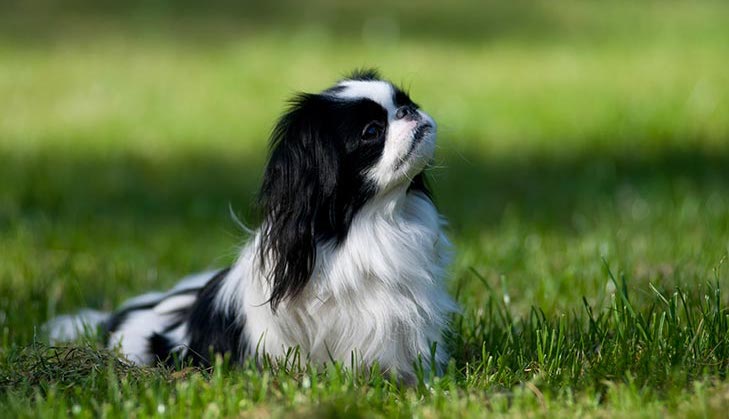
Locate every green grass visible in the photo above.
<box><xmin>2</xmin><ymin>1</ymin><xmax>729</xmax><ymax>417</ymax></box>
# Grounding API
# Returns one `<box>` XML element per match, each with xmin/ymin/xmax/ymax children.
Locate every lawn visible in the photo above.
<box><xmin>1</xmin><ymin>1</ymin><xmax>729</xmax><ymax>417</ymax></box>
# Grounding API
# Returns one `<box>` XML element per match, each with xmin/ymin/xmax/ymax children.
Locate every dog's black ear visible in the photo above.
<box><xmin>258</xmin><ymin>94</ymin><xmax>342</xmax><ymax>310</ymax></box>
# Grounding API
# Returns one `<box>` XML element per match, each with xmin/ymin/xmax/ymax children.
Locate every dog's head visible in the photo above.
<box><xmin>258</xmin><ymin>69</ymin><xmax>438</xmax><ymax>308</ymax></box>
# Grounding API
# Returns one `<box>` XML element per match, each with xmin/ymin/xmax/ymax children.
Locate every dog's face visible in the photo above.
<box><xmin>259</xmin><ymin>69</ymin><xmax>438</xmax><ymax>307</ymax></box>
<box><xmin>327</xmin><ymin>75</ymin><xmax>437</xmax><ymax>192</ymax></box>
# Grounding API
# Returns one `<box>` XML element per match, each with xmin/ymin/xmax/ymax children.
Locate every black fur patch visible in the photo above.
<box><xmin>346</xmin><ymin>68</ymin><xmax>381</xmax><ymax>81</ymax></box>
<box><xmin>104</xmin><ymin>286</ymin><xmax>201</xmax><ymax>337</ymax></box>
<box><xmin>393</xmin><ymin>87</ymin><xmax>419</xmax><ymax>109</ymax></box>
<box><xmin>258</xmin><ymin>93</ymin><xmax>388</xmax><ymax>310</ymax></box>
<box><xmin>149</xmin><ymin>332</ymin><xmax>178</xmax><ymax>366</ymax></box>
<box><xmin>184</xmin><ymin>268</ymin><xmax>246</xmax><ymax>367</ymax></box>
<box><xmin>104</xmin><ymin>268</ymin><xmax>242</xmax><ymax>368</ymax></box>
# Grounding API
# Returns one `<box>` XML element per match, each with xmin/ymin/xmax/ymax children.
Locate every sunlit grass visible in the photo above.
<box><xmin>1</xmin><ymin>1</ymin><xmax>729</xmax><ymax>416</ymax></box>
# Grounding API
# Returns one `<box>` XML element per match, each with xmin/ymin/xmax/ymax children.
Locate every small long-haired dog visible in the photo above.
<box><xmin>46</xmin><ymin>69</ymin><xmax>457</xmax><ymax>381</ymax></box>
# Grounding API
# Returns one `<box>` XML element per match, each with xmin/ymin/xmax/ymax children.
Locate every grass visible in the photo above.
<box><xmin>1</xmin><ymin>1</ymin><xmax>729</xmax><ymax>417</ymax></box>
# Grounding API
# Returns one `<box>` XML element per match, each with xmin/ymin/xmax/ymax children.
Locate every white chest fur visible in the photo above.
<box><xmin>220</xmin><ymin>188</ymin><xmax>456</xmax><ymax>378</ymax></box>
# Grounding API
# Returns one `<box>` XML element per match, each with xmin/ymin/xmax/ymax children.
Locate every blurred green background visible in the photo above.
<box><xmin>1</xmin><ymin>0</ymin><xmax>728</xmax><ymax>345</ymax></box>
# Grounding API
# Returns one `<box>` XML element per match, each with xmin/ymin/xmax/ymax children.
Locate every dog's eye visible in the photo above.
<box><xmin>361</xmin><ymin>122</ymin><xmax>384</xmax><ymax>141</ymax></box>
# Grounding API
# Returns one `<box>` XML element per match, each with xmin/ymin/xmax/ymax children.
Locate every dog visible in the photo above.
<box><xmin>45</xmin><ymin>69</ymin><xmax>457</xmax><ymax>381</ymax></box>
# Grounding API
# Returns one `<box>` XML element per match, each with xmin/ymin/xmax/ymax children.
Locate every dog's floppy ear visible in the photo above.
<box><xmin>258</xmin><ymin>93</ymin><xmax>342</xmax><ymax>310</ymax></box>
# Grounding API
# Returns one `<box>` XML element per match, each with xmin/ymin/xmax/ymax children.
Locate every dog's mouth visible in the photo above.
<box><xmin>394</xmin><ymin>122</ymin><xmax>434</xmax><ymax>171</ymax></box>
<box><xmin>412</xmin><ymin>122</ymin><xmax>433</xmax><ymax>142</ymax></box>
<box><xmin>406</xmin><ymin>122</ymin><xmax>433</xmax><ymax>154</ymax></box>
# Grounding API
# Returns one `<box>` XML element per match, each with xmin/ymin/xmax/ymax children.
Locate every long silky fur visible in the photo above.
<box><xmin>258</xmin><ymin>93</ymin><xmax>378</xmax><ymax>310</ymax></box>
<box><xmin>44</xmin><ymin>70</ymin><xmax>457</xmax><ymax>382</ymax></box>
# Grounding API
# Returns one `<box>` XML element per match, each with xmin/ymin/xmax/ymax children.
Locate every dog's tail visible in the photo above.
<box><xmin>43</xmin><ymin>309</ymin><xmax>110</xmax><ymax>344</ymax></box>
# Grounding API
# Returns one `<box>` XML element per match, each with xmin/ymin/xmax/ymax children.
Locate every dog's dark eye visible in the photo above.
<box><xmin>361</xmin><ymin>121</ymin><xmax>384</xmax><ymax>142</ymax></box>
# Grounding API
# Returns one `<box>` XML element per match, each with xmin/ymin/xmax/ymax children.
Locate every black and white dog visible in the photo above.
<box><xmin>46</xmin><ymin>69</ymin><xmax>457</xmax><ymax>381</ymax></box>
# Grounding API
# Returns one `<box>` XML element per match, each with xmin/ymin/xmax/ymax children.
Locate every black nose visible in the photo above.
<box><xmin>395</xmin><ymin>105</ymin><xmax>417</xmax><ymax>120</ymax></box>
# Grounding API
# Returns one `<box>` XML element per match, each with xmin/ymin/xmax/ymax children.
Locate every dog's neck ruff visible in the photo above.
<box><xmin>216</xmin><ymin>186</ymin><xmax>455</xmax><ymax>379</ymax></box>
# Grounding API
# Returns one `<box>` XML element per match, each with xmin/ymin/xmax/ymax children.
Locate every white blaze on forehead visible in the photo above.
<box><xmin>333</xmin><ymin>79</ymin><xmax>437</xmax><ymax>192</ymax></box>
<box><xmin>335</xmin><ymin>81</ymin><xmax>397</xmax><ymax>115</ymax></box>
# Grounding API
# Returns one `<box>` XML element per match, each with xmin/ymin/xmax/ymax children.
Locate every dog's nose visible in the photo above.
<box><xmin>395</xmin><ymin>105</ymin><xmax>418</xmax><ymax>120</ymax></box>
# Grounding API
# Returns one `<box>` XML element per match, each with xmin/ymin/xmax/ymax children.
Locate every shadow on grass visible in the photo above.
<box><xmin>2</xmin><ymin>142</ymin><xmax>728</xmax><ymax>235</ymax></box>
<box><xmin>0</xmin><ymin>150</ymin><xmax>265</xmax><ymax>230</ymax></box>
<box><xmin>1</xmin><ymin>141</ymin><xmax>728</xmax><ymax>349</ymax></box>
<box><xmin>435</xmin><ymin>145</ymin><xmax>729</xmax><ymax>234</ymax></box>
